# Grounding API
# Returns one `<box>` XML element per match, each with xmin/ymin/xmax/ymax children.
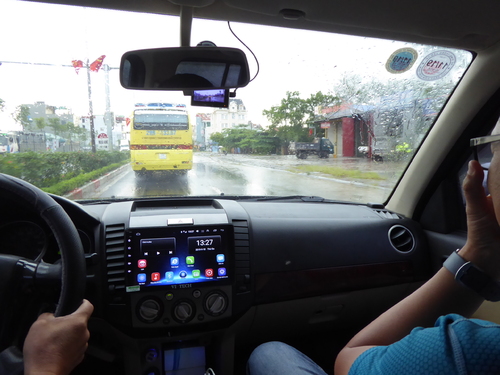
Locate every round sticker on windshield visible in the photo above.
<box><xmin>416</xmin><ymin>50</ymin><xmax>456</xmax><ymax>81</ymax></box>
<box><xmin>386</xmin><ymin>48</ymin><xmax>418</xmax><ymax>74</ymax></box>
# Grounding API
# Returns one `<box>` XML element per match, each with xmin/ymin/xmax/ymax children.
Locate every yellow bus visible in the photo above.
<box><xmin>130</xmin><ymin>103</ymin><xmax>193</xmax><ymax>176</ymax></box>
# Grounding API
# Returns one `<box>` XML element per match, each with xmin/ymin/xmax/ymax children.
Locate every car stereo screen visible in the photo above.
<box><xmin>126</xmin><ymin>226</ymin><xmax>232</xmax><ymax>290</ymax></box>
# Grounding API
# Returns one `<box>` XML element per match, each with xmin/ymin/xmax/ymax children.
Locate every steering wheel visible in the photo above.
<box><xmin>0</xmin><ymin>174</ymin><xmax>86</xmax><ymax>372</ymax></box>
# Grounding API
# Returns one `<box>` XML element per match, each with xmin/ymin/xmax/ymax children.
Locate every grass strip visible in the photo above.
<box><xmin>42</xmin><ymin>161</ymin><xmax>128</xmax><ymax>196</ymax></box>
<box><xmin>289</xmin><ymin>165</ymin><xmax>385</xmax><ymax>180</ymax></box>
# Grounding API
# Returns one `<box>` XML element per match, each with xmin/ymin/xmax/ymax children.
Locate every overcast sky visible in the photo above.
<box><xmin>0</xmin><ymin>0</ymin><xmax>472</xmax><ymax>130</ymax></box>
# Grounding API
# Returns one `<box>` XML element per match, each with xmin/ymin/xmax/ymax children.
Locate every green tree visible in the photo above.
<box><xmin>47</xmin><ymin>117</ymin><xmax>67</xmax><ymax>137</ymax></box>
<box><xmin>74</xmin><ymin>126</ymin><xmax>89</xmax><ymax>147</ymax></box>
<box><xmin>13</xmin><ymin>105</ymin><xmax>31</xmax><ymax>131</ymax></box>
<box><xmin>210</xmin><ymin>126</ymin><xmax>277</xmax><ymax>154</ymax></box>
<box><xmin>34</xmin><ymin>117</ymin><xmax>47</xmax><ymax>132</ymax></box>
<box><xmin>263</xmin><ymin>91</ymin><xmax>339</xmax><ymax>151</ymax></box>
<box><xmin>65</xmin><ymin>122</ymin><xmax>78</xmax><ymax>151</ymax></box>
<box><xmin>263</xmin><ymin>91</ymin><xmax>311</xmax><ymax>150</ymax></box>
<box><xmin>210</xmin><ymin>132</ymin><xmax>225</xmax><ymax>145</ymax></box>
<box><xmin>304</xmin><ymin>91</ymin><xmax>341</xmax><ymax>137</ymax></box>
<box><xmin>0</xmin><ymin>98</ymin><xmax>5</xmax><ymax>112</ymax></box>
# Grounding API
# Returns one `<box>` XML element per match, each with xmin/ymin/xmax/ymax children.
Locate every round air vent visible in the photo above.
<box><xmin>388</xmin><ymin>225</ymin><xmax>415</xmax><ymax>253</ymax></box>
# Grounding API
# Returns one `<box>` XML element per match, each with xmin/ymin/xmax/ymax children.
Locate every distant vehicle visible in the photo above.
<box><xmin>0</xmin><ymin>132</ymin><xmax>18</xmax><ymax>153</ymax></box>
<box><xmin>129</xmin><ymin>103</ymin><xmax>193</xmax><ymax>175</ymax></box>
<box><xmin>290</xmin><ymin>138</ymin><xmax>334</xmax><ymax>159</ymax></box>
<box><xmin>119</xmin><ymin>140</ymin><xmax>130</xmax><ymax>151</ymax></box>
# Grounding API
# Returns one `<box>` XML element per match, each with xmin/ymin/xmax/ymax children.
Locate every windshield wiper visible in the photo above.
<box><xmin>249</xmin><ymin>195</ymin><xmax>363</xmax><ymax>204</ymax></box>
<box><xmin>253</xmin><ymin>195</ymin><xmax>325</xmax><ymax>202</ymax></box>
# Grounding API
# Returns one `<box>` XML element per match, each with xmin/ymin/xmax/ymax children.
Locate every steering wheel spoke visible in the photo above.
<box><xmin>0</xmin><ymin>255</ymin><xmax>25</xmax><ymax>311</ymax></box>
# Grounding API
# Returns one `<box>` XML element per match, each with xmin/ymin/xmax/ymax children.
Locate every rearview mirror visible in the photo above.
<box><xmin>120</xmin><ymin>47</ymin><xmax>250</xmax><ymax>90</ymax></box>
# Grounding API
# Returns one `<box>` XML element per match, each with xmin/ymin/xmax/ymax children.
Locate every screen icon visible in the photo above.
<box><xmin>179</xmin><ymin>270</ymin><xmax>187</xmax><ymax>278</ymax></box>
<box><xmin>138</xmin><ymin>259</ymin><xmax>147</xmax><ymax>268</ymax></box>
<box><xmin>165</xmin><ymin>272</ymin><xmax>174</xmax><ymax>282</ymax></box>
<box><xmin>151</xmin><ymin>272</ymin><xmax>161</xmax><ymax>282</ymax></box>
<box><xmin>170</xmin><ymin>257</ymin><xmax>179</xmax><ymax>266</ymax></box>
<box><xmin>137</xmin><ymin>273</ymin><xmax>146</xmax><ymax>283</ymax></box>
<box><xmin>218</xmin><ymin>268</ymin><xmax>227</xmax><ymax>276</ymax></box>
<box><xmin>192</xmin><ymin>269</ymin><xmax>200</xmax><ymax>278</ymax></box>
<box><xmin>216</xmin><ymin>254</ymin><xmax>225</xmax><ymax>263</ymax></box>
<box><xmin>186</xmin><ymin>256</ymin><xmax>195</xmax><ymax>265</ymax></box>
<box><xmin>205</xmin><ymin>269</ymin><xmax>214</xmax><ymax>277</ymax></box>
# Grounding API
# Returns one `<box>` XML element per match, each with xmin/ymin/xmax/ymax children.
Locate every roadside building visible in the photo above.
<box><xmin>26</xmin><ymin>101</ymin><xmax>75</xmax><ymax>126</ymax></box>
<box><xmin>320</xmin><ymin>103</ymin><xmax>374</xmax><ymax>158</ymax></box>
<box><xmin>207</xmin><ymin>99</ymin><xmax>248</xmax><ymax>137</ymax></box>
<box><xmin>78</xmin><ymin>114</ymin><xmax>124</xmax><ymax>150</ymax></box>
<box><xmin>195</xmin><ymin>113</ymin><xmax>211</xmax><ymax>149</ymax></box>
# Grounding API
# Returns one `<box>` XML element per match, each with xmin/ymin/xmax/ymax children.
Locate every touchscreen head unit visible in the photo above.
<box><xmin>126</xmin><ymin>225</ymin><xmax>232</xmax><ymax>291</ymax></box>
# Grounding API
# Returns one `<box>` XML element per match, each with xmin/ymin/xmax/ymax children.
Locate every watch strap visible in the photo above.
<box><xmin>443</xmin><ymin>250</ymin><xmax>467</xmax><ymax>275</ymax></box>
<box><xmin>443</xmin><ymin>250</ymin><xmax>500</xmax><ymax>302</ymax></box>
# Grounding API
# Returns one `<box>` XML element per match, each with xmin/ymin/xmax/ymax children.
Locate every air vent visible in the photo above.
<box><xmin>233</xmin><ymin>219</ymin><xmax>251</xmax><ymax>294</ymax></box>
<box><xmin>105</xmin><ymin>224</ymin><xmax>126</xmax><ymax>293</ymax></box>
<box><xmin>388</xmin><ymin>225</ymin><xmax>415</xmax><ymax>253</ymax></box>
<box><xmin>374</xmin><ymin>209</ymin><xmax>402</xmax><ymax>219</ymax></box>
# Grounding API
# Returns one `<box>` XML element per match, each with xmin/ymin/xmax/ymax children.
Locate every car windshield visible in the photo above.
<box><xmin>0</xmin><ymin>1</ymin><xmax>473</xmax><ymax>203</ymax></box>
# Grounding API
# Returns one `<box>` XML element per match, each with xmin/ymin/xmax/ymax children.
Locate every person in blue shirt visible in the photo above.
<box><xmin>248</xmin><ymin>128</ymin><xmax>500</xmax><ymax>375</ymax></box>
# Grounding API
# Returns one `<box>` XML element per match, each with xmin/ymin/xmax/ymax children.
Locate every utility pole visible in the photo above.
<box><xmin>103</xmin><ymin>64</ymin><xmax>114</xmax><ymax>151</ymax></box>
<box><xmin>86</xmin><ymin>59</ymin><xmax>96</xmax><ymax>153</ymax></box>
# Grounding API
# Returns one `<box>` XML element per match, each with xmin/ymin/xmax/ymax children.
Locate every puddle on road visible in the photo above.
<box><xmin>201</xmin><ymin>153</ymin><xmax>404</xmax><ymax>189</ymax></box>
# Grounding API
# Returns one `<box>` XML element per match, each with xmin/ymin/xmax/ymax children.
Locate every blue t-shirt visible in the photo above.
<box><xmin>349</xmin><ymin>314</ymin><xmax>500</xmax><ymax>375</ymax></box>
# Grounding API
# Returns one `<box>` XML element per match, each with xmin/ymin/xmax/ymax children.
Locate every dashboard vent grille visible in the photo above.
<box><xmin>233</xmin><ymin>219</ymin><xmax>250</xmax><ymax>294</ymax></box>
<box><xmin>105</xmin><ymin>224</ymin><xmax>126</xmax><ymax>292</ymax></box>
<box><xmin>388</xmin><ymin>225</ymin><xmax>415</xmax><ymax>253</ymax></box>
<box><xmin>374</xmin><ymin>209</ymin><xmax>403</xmax><ymax>219</ymax></box>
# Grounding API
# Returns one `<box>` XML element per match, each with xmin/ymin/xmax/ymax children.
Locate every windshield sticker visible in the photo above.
<box><xmin>416</xmin><ymin>50</ymin><xmax>456</xmax><ymax>81</ymax></box>
<box><xmin>386</xmin><ymin>48</ymin><xmax>418</xmax><ymax>74</ymax></box>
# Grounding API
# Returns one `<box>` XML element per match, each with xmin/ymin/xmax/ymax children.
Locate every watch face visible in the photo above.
<box><xmin>458</xmin><ymin>263</ymin><xmax>493</xmax><ymax>297</ymax></box>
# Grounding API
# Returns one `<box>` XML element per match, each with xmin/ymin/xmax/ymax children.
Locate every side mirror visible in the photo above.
<box><xmin>120</xmin><ymin>47</ymin><xmax>250</xmax><ymax>90</ymax></box>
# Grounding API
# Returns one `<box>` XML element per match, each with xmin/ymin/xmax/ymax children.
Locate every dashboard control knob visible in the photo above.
<box><xmin>204</xmin><ymin>292</ymin><xmax>227</xmax><ymax>316</ymax></box>
<box><xmin>144</xmin><ymin>348</ymin><xmax>159</xmax><ymax>362</ymax></box>
<box><xmin>138</xmin><ymin>299</ymin><xmax>162</xmax><ymax>323</ymax></box>
<box><xmin>173</xmin><ymin>301</ymin><xmax>195</xmax><ymax>323</ymax></box>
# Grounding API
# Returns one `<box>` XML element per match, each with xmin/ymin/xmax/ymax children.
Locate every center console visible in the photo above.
<box><xmin>101</xmin><ymin>200</ymin><xmax>252</xmax><ymax>375</ymax></box>
<box><xmin>125</xmin><ymin>224</ymin><xmax>234</xmax><ymax>327</ymax></box>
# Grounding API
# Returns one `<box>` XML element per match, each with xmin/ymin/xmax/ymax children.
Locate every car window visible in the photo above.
<box><xmin>0</xmin><ymin>1</ymin><xmax>473</xmax><ymax>204</ymax></box>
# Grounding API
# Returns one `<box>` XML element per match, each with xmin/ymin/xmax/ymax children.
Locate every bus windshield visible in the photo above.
<box><xmin>134</xmin><ymin>111</ymin><xmax>189</xmax><ymax>131</ymax></box>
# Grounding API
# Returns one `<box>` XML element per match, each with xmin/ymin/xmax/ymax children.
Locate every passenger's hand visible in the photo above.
<box><xmin>23</xmin><ymin>299</ymin><xmax>94</xmax><ymax>375</ymax></box>
<box><xmin>461</xmin><ymin>160</ymin><xmax>500</xmax><ymax>278</ymax></box>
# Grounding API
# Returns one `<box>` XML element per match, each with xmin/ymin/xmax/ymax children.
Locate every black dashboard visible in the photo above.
<box><xmin>4</xmin><ymin>196</ymin><xmax>432</xmax><ymax>375</ymax></box>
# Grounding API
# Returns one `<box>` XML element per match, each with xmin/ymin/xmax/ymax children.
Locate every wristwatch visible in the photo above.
<box><xmin>443</xmin><ymin>249</ymin><xmax>500</xmax><ymax>302</ymax></box>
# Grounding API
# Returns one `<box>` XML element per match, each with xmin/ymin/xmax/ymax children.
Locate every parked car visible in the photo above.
<box><xmin>1</xmin><ymin>0</ymin><xmax>499</xmax><ymax>374</ymax></box>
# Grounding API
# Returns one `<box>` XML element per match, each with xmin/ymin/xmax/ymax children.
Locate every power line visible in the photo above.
<box><xmin>0</xmin><ymin>60</ymin><xmax>118</xmax><ymax>69</ymax></box>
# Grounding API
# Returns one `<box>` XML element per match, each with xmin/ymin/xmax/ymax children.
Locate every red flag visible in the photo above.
<box><xmin>89</xmin><ymin>55</ymin><xmax>106</xmax><ymax>72</ymax></box>
<box><xmin>72</xmin><ymin>60</ymin><xmax>84</xmax><ymax>74</ymax></box>
<box><xmin>126</xmin><ymin>118</ymin><xmax>131</xmax><ymax>127</ymax></box>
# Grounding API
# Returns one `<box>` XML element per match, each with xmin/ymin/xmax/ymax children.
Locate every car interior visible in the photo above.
<box><xmin>2</xmin><ymin>0</ymin><xmax>500</xmax><ymax>374</ymax></box>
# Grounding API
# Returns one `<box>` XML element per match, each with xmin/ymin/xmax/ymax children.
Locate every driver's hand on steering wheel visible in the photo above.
<box><xmin>23</xmin><ymin>299</ymin><xmax>94</xmax><ymax>375</ymax></box>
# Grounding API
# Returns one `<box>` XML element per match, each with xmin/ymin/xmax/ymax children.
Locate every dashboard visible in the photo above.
<box><xmin>2</xmin><ymin>196</ymin><xmax>432</xmax><ymax>375</ymax></box>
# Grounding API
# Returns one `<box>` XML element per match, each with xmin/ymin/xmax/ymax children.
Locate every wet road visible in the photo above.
<box><xmin>97</xmin><ymin>153</ymin><xmax>403</xmax><ymax>204</ymax></box>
